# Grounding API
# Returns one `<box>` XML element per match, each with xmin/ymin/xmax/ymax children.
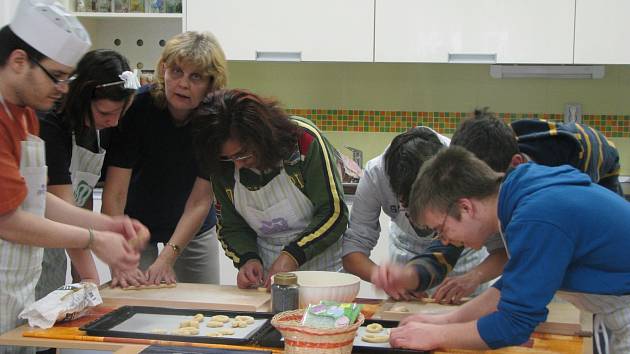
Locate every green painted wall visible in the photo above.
<box><xmin>227</xmin><ymin>62</ymin><xmax>630</xmax><ymax>174</ymax></box>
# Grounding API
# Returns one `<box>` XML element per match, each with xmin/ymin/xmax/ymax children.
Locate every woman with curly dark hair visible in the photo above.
<box><xmin>193</xmin><ymin>89</ymin><xmax>348</xmax><ymax>289</ymax></box>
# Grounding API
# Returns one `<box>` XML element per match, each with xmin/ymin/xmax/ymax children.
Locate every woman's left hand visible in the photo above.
<box><xmin>145</xmin><ymin>258</ymin><xmax>177</xmax><ymax>285</ymax></box>
<box><xmin>264</xmin><ymin>252</ymin><xmax>298</xmax><ymax>287</ymax></box>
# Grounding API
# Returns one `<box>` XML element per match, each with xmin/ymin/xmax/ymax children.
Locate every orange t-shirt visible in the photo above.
<box><xmin>0</xmin><ymin>100</ymin><xmax>40</xmax><ymax>215</ymax></box>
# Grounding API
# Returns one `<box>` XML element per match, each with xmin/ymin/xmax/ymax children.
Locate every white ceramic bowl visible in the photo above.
<box><xmin>292</xmin><ymin>271</ymin><xmax>361</xmax><ymax>308</ymax></box>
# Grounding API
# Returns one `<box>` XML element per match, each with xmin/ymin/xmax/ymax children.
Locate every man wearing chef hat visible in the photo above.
<box><xmin>0</xmin><ymin>2</ymin><xmax>149</xmax><ymax>351</ymax></box>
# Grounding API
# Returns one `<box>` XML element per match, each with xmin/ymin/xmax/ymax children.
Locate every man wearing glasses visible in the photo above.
<box><xmin>388</xmin><ymin>146</ymin><xmax>630</xmax><ymax>353</ymax></box>
<box><xmin>0</xmin><ymin>1</ymin><xmax>148</xmax><ymax>352</ymax></box>
<box><xmin>343</xmin><ymin>127</ymin><xmax>502</xmax><ymax>302</ymax></box>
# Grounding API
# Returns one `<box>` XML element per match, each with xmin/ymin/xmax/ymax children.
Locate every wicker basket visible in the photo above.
<box><xmin>271</xmin><ymin>309</ymin><xmax>365</xmax><ymax>354</ymax></box>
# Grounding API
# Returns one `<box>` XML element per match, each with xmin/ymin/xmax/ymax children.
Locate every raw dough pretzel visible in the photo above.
<box><xmin>390</xmin><ymin>305</ymin><xmax>410</xmax><ymax>312</ymax></box>
<box><xmin>361</xmin><ymin>332</ymin><xmax>390</xmax><ymax>343</ymax></box>
<box><xmin>206</xmin><ymin>320</ymin><xmax>224</xmax><ymax>328</ymax></box>
<box><xmin>179</xmin><ymin>327</ymin><xmax>199</xmax><ymax>335</ymax></box>
<box><xmin>179</xmin><ymin>320</ymin><xmax>199</xmax><ymax>328</ymax></box>
<box><xmin>210</xmin><ymin>315</ymin><xmax>230</xmax><ymax>323</ymax></box>
<box><xmin>231</xmin><ymin>320</ymin><xmax>248</xmax><ymax>328</ymax></box>
<box><xmin>193</xmin><ymin>313</ymin><xmax>204</xmax><ymax>322</ymax></box>
<box><xmin>218</xmin><ymin>328</ymin><xmax>235</xmax><ymax>335</ymax></box>
<box><xmin>121</xmin><ymin>283</ymin><xmax>176</xmax><ymax>290</ymax></box>
<box><xmin>234</xmin><ymin>315</ymin><xmax>255</xmax><ymax>324</ymax></box>
<box><xmin>365</xmin><ymin>323</ymin><xmax>384</xmax><ymax>333</ymax></box>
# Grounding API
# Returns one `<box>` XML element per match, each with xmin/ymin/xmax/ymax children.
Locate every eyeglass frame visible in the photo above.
<box><xmin>30</xmin><ymin>58</ymin><xmax>76</xmax><ymax>87</ymax></box>
<box><xmin>219</xmin><ymin>153</ymin><xmax>254</xmax><ymax>163</ymax></box>
<box><xmin>431</xmin><ymin>202</ymin><xmax>455</xmax><ymax>242</ymax></box>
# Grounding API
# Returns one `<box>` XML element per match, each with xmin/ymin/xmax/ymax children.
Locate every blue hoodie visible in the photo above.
<box><xmin>477</xmin><ymin>163</ymin><xmax>630</xmax><ymax>349</ymax></box>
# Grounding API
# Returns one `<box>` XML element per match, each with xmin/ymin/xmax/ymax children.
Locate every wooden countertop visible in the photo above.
<box><xmin>0</xmin><ymin>288</ymin><xmax>592</xmax><ymax>354</ymax></box>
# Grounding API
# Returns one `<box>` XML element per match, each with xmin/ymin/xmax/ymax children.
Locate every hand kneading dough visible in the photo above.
<box><xmin>362</xmin><ymin>332</ymin><xmax>390</xmax><ymax>343</ymax></box>
<box><xmin>211</xmin><ymin>315</ymin><xmax>230</xmax><ymax>323</ymax></box>
<box><xmin>366</xmin><ymin>323</ymin><xmax>383</xmax><ymax>333</ymax></box>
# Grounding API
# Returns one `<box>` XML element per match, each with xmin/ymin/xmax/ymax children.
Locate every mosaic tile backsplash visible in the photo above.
<box><xmin>287</xmin><ymin>109</ymin><xmax>630</xmax><ymax>138</ymax></box>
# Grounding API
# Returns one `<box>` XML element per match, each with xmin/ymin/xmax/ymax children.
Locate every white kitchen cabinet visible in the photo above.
<box><xmin>0</xmin><ymin>0</ymin><xmax>19</xmax><ymax>27</ymax></box>
<box><xmin>574</xmin><ymin>0</ymin><xmax>630</xmax><ymax>64</ymax></box>
<box><xmin>53</xmin><ymin>1</ymin><xmax>187</xmax><ymax>71</ymax></box>
<box><xmin>375</xmin><ymin>0</ymin><xmax>575</xmax><ymax>64</ymax></box>
<box><xmin>186</xmin><ymin>0</ymin><xmax>374</xmax><ymax>62</ymax></box>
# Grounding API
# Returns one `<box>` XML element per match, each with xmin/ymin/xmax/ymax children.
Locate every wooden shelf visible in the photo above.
<box><xmin>73</xmin><ymin>12</ymin><xmax>182</xmax><ymax>18</ymax></box>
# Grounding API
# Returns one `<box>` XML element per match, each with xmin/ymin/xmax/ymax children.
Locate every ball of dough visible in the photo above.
<box><xmin>365</xmin><ymin>323</ymin><xmax>384</xmax><ymax>333</ymax></box>
<box><xmin>206</xmin><ymin>320</ymin><xmax>224</xmax><ymax>328</ymax></box>
<box><xmin>193</xmin><ymin>313</ymin><xmax>204</xmax><ymax>322</ymax></box>
<box><xmin>211</xmin><ymin>315</ymin><xmax>230</xmax><ymax>323</ymax></box>
<box><xmin>206</xmin><ymin>332</ymin><xmax>223</xmax><ymax>337</ymax></box>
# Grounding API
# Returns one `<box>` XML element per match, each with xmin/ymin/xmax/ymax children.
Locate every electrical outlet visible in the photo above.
<box><xmin>564</xmin><ymin>103</ymin><xmax>582</xmax><ymax>123</ymax></box>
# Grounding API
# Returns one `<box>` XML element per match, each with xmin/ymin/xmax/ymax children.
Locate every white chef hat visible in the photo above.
<box><xmin>9</xmin><ymin>0</ymin><xmax>91</xmax><ymax>67</ymax></box>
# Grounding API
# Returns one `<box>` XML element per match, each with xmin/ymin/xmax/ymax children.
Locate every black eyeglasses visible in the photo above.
<box><xmin>30</xmin><ymin>58</ymin><xmax>76</xmax><ymax>87</ymax></box>
<box><xmin>431</xmin><ymin>202</ymin><xmax>455</xmax><ymax>242</ymax></box>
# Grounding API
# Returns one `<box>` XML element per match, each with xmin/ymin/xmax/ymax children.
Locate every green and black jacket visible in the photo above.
<box><xmin>213</xmin><ymin>116</ymin><xmax>348</xmax><ymax>269</ymax></box>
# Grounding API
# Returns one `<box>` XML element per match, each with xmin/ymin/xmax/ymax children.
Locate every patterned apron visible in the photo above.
<box><xmin>232</xmin><ymin>168</ymin><xmax>342</xmax><ymax>272</ymax></box>
<box><xmin>389</xmin><ymin>218</ymin><xmax>489</xmax><ymax>296</ymax></box>
<box><xmin>558</xmin><ymin>292</ymin><xmax>630</xmax><ymax>354</ymax></box>
<box><xmin>0</xmin><ymin>96</ymin><xmax>46</xmax><ymax>354</ymax></box>
<box><xmin>35</xmin><ymin>133</ymin><xmax>105</xmax><ymax>299</ymax></box>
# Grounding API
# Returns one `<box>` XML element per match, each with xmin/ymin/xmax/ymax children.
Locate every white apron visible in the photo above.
<box><xmin>232</xmin><ymin>168</ymin><xmax>342</xmax><ymax>272</ymax></box>
<box><xmin>558</xmin><ymin>291</ymin><xmax>630</xmax><ymax>354</ymax></box>
<box><xmin>0</xmin><ymin>96</ymin><xmax>46</xmax><ymax>354</ymax></box>
<box><xmin>35</xmin><ymin>132</ymin><xmax>105</xmax><ymax>299</ymax></box>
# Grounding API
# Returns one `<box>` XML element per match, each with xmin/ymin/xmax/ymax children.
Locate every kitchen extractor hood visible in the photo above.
<box><xmin>490</xmin><ymin>65</ymin><xmax>605</xmax><ymax>79</ymax></box>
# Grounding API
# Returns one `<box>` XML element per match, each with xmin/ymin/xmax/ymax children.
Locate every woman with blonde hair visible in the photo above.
<box><xmin>103</xmin><ymin>31</ymin><xmax>228</xmax><ymax>287</ymax></box>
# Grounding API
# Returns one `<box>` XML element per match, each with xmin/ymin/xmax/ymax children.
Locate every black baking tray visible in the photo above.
<box><xmin>80</xmin><ymin>306</ymin><xmax>276</xmax><ymax>346</ymax></box>
<box><xmin>81</xmin><ymin>306</ymin><xmax>427</xmax><ymax>353</ymax></box>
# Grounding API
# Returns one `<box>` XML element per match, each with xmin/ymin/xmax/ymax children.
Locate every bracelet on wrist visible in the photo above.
<box><xmin>83</xmin><ymin>228</ymin><xmax>94</xmax><ymax>250</ymax></box>
<box><xmin>166</xmin><ymin>242</ymin><xmax>181</xmax><ymax>256</ymax></box>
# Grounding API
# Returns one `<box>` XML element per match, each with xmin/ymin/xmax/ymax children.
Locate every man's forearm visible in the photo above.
<box><xmin>447</xmin><ymin>287</ymin><xmax>501</xmax><ymax>324</ymax></box>
<box><xmin>469</xmin><ymin>249</ymin><xmax>508</xmax><ymax>284</ymax></box>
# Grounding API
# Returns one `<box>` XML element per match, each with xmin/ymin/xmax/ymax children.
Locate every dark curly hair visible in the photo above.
<box><xmin>384</xmin><ymin>127</ymin><xmax>444</xmax><ymax>208</ymax></box>
<box><xmin>451</xmin><ymin>107</ymin><xmax>519</xmax><ymax>172</ymax></box>
<box><xmin>192</xmin><ymin>89</ymin><xmax>301</xmax><ymax>176</ymax></box>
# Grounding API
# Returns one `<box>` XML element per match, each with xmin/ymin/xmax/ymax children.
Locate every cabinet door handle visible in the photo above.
<box><xmin>255</xmin><ymin>51</ymin><xmax>302</xmax><ymax>62</ymax></box>
<box><xmin>448</xmin><ymin>53</ymin><xmax>497</xmax><ymax>63</ymax></box>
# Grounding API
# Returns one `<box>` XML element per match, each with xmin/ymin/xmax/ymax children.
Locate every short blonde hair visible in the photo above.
<box><xmin>152</xmin><ymin>31</ymin><xmax>228</xmax><ymax>108</ymax></box>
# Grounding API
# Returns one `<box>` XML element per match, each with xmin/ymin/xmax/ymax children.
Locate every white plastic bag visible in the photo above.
<box><xmin>19</xmin><ymin>282</ymin><xmax>102</xmax><ymax>328</ymax></box>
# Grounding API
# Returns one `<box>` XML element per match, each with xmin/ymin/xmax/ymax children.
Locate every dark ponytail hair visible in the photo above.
<box><xmin>60</xmin><ymin>49</ymin><xmax>135</xmax><ymax>137</ymax></box>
